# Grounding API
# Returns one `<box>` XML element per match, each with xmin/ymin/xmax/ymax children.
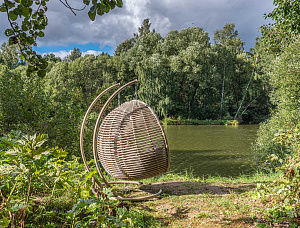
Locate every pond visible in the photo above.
<box><xmin>164</xmin><ymin>125</ymin><xmax>259</xmax><ymax>178</ymax></box>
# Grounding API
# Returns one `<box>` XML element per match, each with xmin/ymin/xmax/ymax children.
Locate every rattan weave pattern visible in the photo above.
<box><xmin>97</xmin><ymin>100</ymin><xmax>169</xmax><ymax>180</ymax></box>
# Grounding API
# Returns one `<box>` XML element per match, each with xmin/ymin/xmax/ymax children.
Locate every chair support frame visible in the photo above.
<box><xmin>80</xmin><ymin>80</ymin><xmax>165</xmax><ymax>201</ymax></box>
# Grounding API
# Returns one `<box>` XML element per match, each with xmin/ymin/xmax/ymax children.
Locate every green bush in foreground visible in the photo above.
<box><xmin>253</xmin><ymin>36</ymin><xmax>300</xmax><ymax>227</ymax></box>
<box><xmin>253</xmin><ymin>109</ymin><xmax>299</xmax><ymax>169</ymax></box>
<box><xmin>0</xmin><ymin>133</ymin><xmax>134</xmax><ymax>228</ymax></box>
<box><xmin>255</xmin><ymin>125</ymin><xmax>300</xmax><ymax>226</ymax></box>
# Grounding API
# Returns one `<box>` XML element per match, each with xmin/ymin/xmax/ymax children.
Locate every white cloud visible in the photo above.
<box><xmin>41</xmin><ymin>50</ymin><xmax>72</xmax><ymax>59</ymax></box>
<box><xmin>82</xmin><ymin>50</ymin><xmax>102</xmax><ymax>56</ymax></box>
<box><xmin>41</xmin><ymin>50</ymin><xmax>102</xmax><ymax>59</ymax></box>
<box><xmin>0</xmin><ymin>0</ymin><xmax>275</xmax><ymax>51</ymax></box>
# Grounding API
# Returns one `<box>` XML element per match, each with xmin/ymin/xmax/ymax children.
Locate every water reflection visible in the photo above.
<box><xmin>164</xmin><ymin>125</ymin><xmax>259</xmax><ymax>177</ymax></box>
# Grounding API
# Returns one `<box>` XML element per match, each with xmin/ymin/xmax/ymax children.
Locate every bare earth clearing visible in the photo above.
<box><xmin>118</xmin><ymin>180</ymin><xmax>272</xmax><ymax>227</ymax></box>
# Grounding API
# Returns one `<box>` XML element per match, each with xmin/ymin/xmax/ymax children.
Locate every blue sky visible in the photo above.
<box><xmin>32</xmin><ymin>43</ymin><xmax>115</xmax><ymax>57</ymax></box>
<box><xmin>1</xmin><ymin>0</ymin><xmax>275</xmax><ymax>58</ymax></box>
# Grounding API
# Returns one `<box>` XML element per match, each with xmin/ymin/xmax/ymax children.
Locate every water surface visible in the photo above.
<box><xmin>164</xmin><ymin>125</ymin><xmax>259</xmax><ymax>177</ymax></box>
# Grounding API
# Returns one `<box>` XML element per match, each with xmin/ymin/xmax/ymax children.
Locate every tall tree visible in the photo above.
<box><xmin>115</xmin><ymin>18</ymin><xmax>155</xmax><ymax>56</ymax></box>
<box><xmin>253</xmin><ymin>0</ymin><xmax>300</xmax><ymax>166</ymax></box>
<box><xmin>214</xmin><ymin>23</ymin><xmax>244</xmax><ymax>49</ymax></box>
<box><xmin>261</xmin><ymin>0</ymin><xmax>300</xmax><ymax>54</ymax></box>
<box><xmin>138</xmin><ymin>18</ymin><xmax>154</xmax><ymax>36</ymax></box>
<box><xmin>64</xmin><ymin>48</ymin><xmax>82</xmax><ymax>62</ymax></box>
<box><xmin>0</xmin><ymin>42</ymin><xmax>20</xmax><ymax>69</ymax></box>
<box><xmin>213</xmin><ymin>23</ymin><xmax>247</xmax><ymax>119</ymax></box>
<box><xmin>43</xmin><ymin>53</ymin><xmax>61</xmax><ymax>63</ymax></box>
<box><xmin>114</xmin><ymin>38</ymin><xmax>136</xmax><ymax>56</ymax></box>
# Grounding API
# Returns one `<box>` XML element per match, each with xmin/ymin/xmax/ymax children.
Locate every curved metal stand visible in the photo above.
<box><xmin>80</xmin><ymin>80</ymin><xmax>162</xmax><ymax>201</ymax></box>
<box><xmin>80</xmin><ymin>83</ymin><xmax>120</xmax><ymax>188</ymax></box>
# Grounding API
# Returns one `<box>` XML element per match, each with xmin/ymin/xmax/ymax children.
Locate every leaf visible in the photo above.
<box><xmin>0</xmin><ymin>164</ymin><xmax>21</xmax><ymax>176</ymax></box>
<box><xmin>109</xmin><ymin>1</ymin><xmax>116</xmax><ymax>9</ymax></box>
<box><xmin>88</xmin><ymin>10</ymin><xmax>96</xmax><ymax>21</ymax></box>
<box><xmin>85</xmin><ymin>170</ymin><xmax>97</xmax><ymax>180</ymax></box>
<box><xmin>116</xmin><ymin>0</ymin><xmax>122</xmax><ymax>7</ymax></box>
<box><xmin>74</xmin><ymin>223</ymin><xmax>82</xmax><ymax>228</ymax></box>
<box><xmin>8</xmin><ymin>11</ymin><xmax>18</xmax><ymax>21</ymax></box>
<box><xmin>50</xmin><ymin>147</ymin><xmax>68</xmax><ymax>158</ymax></box>
<box><xmin>20</xmin><ymin>163</ymin><xmax>28</xmax><ymax>172</ymax></box>
<box><xmin>8</xmin><ymin>36</ymin><xmax>18</xmax><ymax>45</ymax></box>
<box><xmin>5</xmin><ymin>29</ymin><xmax>14</xmax><ymax>36</ymax></box>
<box><xmin>0</xmin><ymin>5</ymin><xmax>6</xmax><ymax>12</ymax></box>
<box><xmin>21</xmin><ymin>6</ymin><xmax>30</xmax><ymax>18</ymax></box>
<box><xmin>38</xmin><ymin>176</ymin><xmax>50</xmax><ymax>188</ymax></box>
<box><xmin>83</xmin><ymin>0</ymin><xmax>90</xmax><ymax>5</ymax></box>
<box><xmin>37</xmin><ymin>69</ymin><xmax>46</xmax><ymax>77</ymax></box>
<box><xmin>90</xmin><ymin>4</ymin><xmax>96</xmax><ymax>13</ymax></box>
<box><xmin>103</xmin><ymin>3</ymin><xmax>110</xmax><ymax>13</ymax></box>
<box><xmin>96</xmin><ymin>3</ymin><xmax>105</xmax><ymax>15</ymax></box>
<box><xmin>10</xmin><ymin>203</ymin><xmax>27</xmax><ymax>212</ymax></box>
<box><xmin>0</xmin><ymin>216</ymin><xmax>10</xmax><ymax>227</ymax></box>
<box><xmin>26</xmin><ymin>36</ymin><xmax>34</xmax><ymax>45</ymax></box>
<box><xmin>4</xmin><ymin>1</ymin><xmax>15</xmax><ymax>9</ymax></box>
<box><xmin>5</xmin><ymin>149</ymin><xmax>18</xmax><ymax>156</ymax></box>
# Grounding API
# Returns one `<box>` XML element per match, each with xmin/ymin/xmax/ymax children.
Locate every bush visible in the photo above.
<box><xmin>253</xmin><ymin>108</ymin><xmax>300</xmax><ymax>169</ymax></box>
<box><xmin>0</xmin><ymin>133</ymin><xmax>134</xmax><ymax>228</ymax></box>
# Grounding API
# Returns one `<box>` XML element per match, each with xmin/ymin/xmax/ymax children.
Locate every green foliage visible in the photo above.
<box><xmin>253</xmin><ymin>109</ymin><xmax>299</xmax><ymax>168</ymax></box>
<box><xmin>64</xmin><ymin>47</ymin><xmax>82</xmax><ymax>62</ymax></box>
<box><xmin>0</xmin><ymin>132</ymin><xmax>139</xmax><ymax>227</ymax></box>
<box><xmin>0</xmin><ymin>43</ymin><xmax>22</xmax><ymax>69</ymax></box>
<box><xmin>115</xmin><ymin>18</ymin><xmax>154</xmax><ymax>56</ymax></box>
<box><xmin>0</xmin><ymin>133</ymin><xmax>67</xmax><ymax>227</ymax></box>
<box><xmin>260</xmin><ymin>0</ymin><xmax>300</xmax><ymax>54</ymax></box>
<box><xmin>0</xmin><ymin>20</ymin><xmax>270</xmax><ymax>156</ymax></box>
<box><xmin>254</xmin><ymin>125</ymin><xmax>300</xmax><ymax>226</ymax></box>
<box><xmin>253</xmin><ymin>4</ymin><xmax>300</xmax><ymax>225</ymax></box>
<box><xmin>269</xmin><ymin>38</ymin><xmax>300</xmax><ymax>109</ymax></box>
<box><xmin>162</xmin><ymin>117</ymin><xmax>230</xmax><ymax>126</ymax></box>
<box><xmin>1</xmin><ymin>0</ymin><xmax>122</xmax><ymax>77</ymax></box>
<box><xmin>253</xmin><ymin>37</ymin><xmax>300</xmax><ymax>167</ymax></box>
<box><xmin>64</xmin><ymin>191</ymin><xmax>134</xmax><ymax>227</ymax></box>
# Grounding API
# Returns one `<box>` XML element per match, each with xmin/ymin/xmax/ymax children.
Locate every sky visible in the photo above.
<box><xmin>0</xmin><ymin>0</ymin><xmax>275</xmax><ymax>58</ymax></box>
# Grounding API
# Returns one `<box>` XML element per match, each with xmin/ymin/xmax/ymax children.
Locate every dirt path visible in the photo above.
<box><xmin>123</xmin><ymin>181</ymin><xmax>267</xmax><ymax>227</ymax></box>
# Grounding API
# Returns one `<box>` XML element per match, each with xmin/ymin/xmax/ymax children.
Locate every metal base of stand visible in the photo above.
<box><xmin>95</xmin><ymin>180</ymin><xmax>162</xmax><ymax>201</ymax></box>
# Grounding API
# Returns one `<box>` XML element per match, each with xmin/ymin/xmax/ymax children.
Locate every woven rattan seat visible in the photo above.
<box><xmin>80</xmin><ymin>80</ymin><xmax>170</xmax><ymax>201</ymax></box>
<box><xmin>97</xmin><ymin>100</ymin><xmax>169</xmax><ymax>180</ymax></box>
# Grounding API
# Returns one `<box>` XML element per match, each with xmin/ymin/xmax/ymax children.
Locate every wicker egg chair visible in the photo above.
<box><xmin>80</xmin><ymin>80</ymin><xmax>170</xmax><ymax>201</ymax></box>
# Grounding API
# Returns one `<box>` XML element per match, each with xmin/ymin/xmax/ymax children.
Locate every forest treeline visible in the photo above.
<box><xmin>0</xmin><ymin>21</ymin><xmax>271</xmax><ymax>152</ymax></box>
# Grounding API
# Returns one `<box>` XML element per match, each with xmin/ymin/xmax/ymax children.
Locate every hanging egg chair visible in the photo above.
<box><xmin>80</xmin><ymin>80</ymin><xmax>170</xmax><ymax>201</ymax></box>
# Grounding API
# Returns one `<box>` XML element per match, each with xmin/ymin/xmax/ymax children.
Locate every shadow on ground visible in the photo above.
<box><xmin>139</xmin><ymin>181</ymin><xmax>256</xmax><ymax>196</ymax></box>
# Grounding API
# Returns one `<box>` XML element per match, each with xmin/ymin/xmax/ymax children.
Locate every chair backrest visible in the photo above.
<box><xmin>97</xmin><ymin>100</ymin><xmax>170</xmax><ymax>180</ymax></box>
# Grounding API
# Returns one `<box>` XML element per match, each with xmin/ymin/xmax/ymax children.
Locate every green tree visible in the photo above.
<box><xmin>43</xmin><ymin>53</ymin><xmax>61</xmax><ymax>63</ymax></box>
<box><xmin>254</xmin><ymin>0</ymin><xmax>300</xmax><ymax>164</ymax></box>
<box><xmin>213</xmin><ymin>23</ymin><xmax>247</xmax><ymax>119</ymax></box>
<box><xmin>138</xmin><ymin>18</ymin><xmax>154</xmax><ymax>36</ymax></box>
<box><xmin>0</xmin><ymin>42</ymin><xmax>21</xmax><ymax>69</ymax></box>
<box><xmin>64</xmin><ymin>48</ymin><xmax>82</xmax><ymax>62</ymax></box>
<box><xmin>115</xmin><ymin>18</ymin><xmax>155</xmax><ymax>56</ymax></box>
<box><xmin>0</xmin><ymin>64</ymin><xmax>52</xmax><ymax>135</ymax></box>
<box><xmin>159</xmin><ymin>27</ymin><xmax>212</xmax><ymax>118</ymax></box>
<box><xmin>1</xmin><ymin>0</ymin><xmax>123</xmax><ymax>76</ymax></box>
<box><xmin>214</xmin><ymin>23</ymin><xmax>244</xmax><ymax>48</ymax></box>
<box><xmin>114</xmin><ymin>38</ymin><xmax>136</xmax><ymax>56</ymax></box>
<box><xmin>260</xmin><ymin>0</ymin><xmax>300</xmax><ymax>54</ymax></box>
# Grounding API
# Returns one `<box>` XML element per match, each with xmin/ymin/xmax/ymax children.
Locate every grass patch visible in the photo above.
<box><xmin>103</xmin><ymin>170</ymin><xmax>282</xmax><ymax>227</ymax></box>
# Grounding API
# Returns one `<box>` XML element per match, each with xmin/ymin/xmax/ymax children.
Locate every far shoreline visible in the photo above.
<box><xmin>161</xmin><ymin>118</ymin><xmax>243</xmax><ymax>126</ymax></box>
